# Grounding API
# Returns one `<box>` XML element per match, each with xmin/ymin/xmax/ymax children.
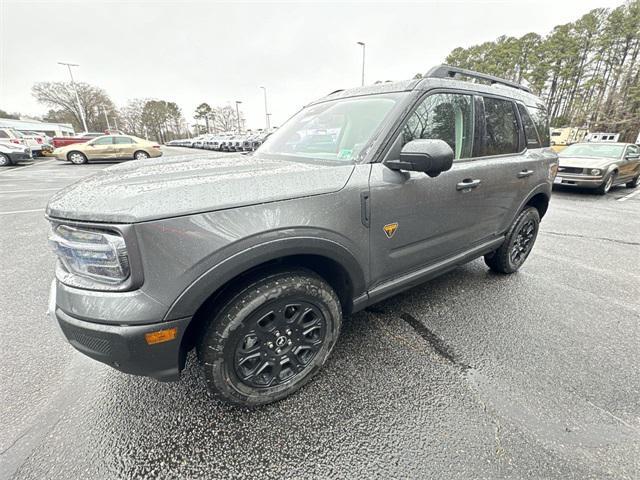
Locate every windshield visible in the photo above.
<box><xmin>258</xmin><ymin>93</ymin><xmax>404</xmax><ymax>163</ymax></box>
<box><xmin>560</xmin><ymin>143</ymin><xmax>625</xmax><ymax>159</ymax></box>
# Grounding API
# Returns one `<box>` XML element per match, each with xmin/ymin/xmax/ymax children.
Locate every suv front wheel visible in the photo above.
<box><xmin>198</xmin><ymin>269</ymin><xmax>342</xmax><ymax>407</ymax></box>
<box><xmin>485</xmin><ymin>207</ymin><xmax>540</xmax><ymax>274</ymax></box>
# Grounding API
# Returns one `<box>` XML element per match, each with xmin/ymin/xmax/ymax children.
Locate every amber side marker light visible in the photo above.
<box><xmin>145</xmin><ymin>328</ymin><xmax>178</xmax><ymax>345</ymax></box>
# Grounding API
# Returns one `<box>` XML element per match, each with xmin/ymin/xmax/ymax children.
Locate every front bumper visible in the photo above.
<box><xmin>48</xmin><ymin>281</ymin><xmax>190</xmax><ymax>381</ymax></box>
<box><xmin>7</xmin><ymin>151</ymin><xmax>31</xmax><ymax>162</ymax></box>
<box><xmin>554</xmin><ymin>174</ymin><xmax>604</xmax><ymax>188</ymax></box>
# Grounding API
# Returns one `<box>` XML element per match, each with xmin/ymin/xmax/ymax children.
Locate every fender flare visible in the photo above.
<box><xmin>163</xmin><ymin>236</ymin><xmax>366</xmax><ymax>320</ymax></box>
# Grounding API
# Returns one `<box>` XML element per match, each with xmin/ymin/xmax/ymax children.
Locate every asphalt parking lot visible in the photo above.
<box><xmin>1</xmin><ymin>148</ymin><xmax>639</xmax><ymax>480</ymax></box>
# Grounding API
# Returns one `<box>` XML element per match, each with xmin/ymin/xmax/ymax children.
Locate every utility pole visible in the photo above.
<box><xmin>101</xmin><ymin>106</ymin><xmax>111</xmax><ymax>131</ymax></box>
<box><xmin>235</xmin><ymin>101</ymin><xmax>243</xmax><ymax>134</ymax></box>
<box><xmin>260</xmin><ymin>86</ymin><xmax>270</xmax><ymax>131</ymax></box>
<box><xmin>58</xmin><ymin>62</ymin><xmax>89</xmax><ymax>132</ymax></box>
<box><xmin>357</xmin><ymin>42</ymin><xmax>366</xmax><ymax>86</ymax></box>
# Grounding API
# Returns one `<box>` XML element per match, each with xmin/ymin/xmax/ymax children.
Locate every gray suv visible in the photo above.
<box><xmin>47</xmin><ymin>65</ymin><xmax>557</xmax><ymax>407</ymax></box>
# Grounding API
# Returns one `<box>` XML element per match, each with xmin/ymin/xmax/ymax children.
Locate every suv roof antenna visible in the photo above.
<box><xmin>425</xmin><ymin>64</ymin><xmax>532</xmax><ymax>93</ymax></box>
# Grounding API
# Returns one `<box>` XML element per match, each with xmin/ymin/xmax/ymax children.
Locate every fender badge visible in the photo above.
<box><xmin>383</xmin><ymin>223</ymin><xmax>398</xmax><ymax>238</ymax></box>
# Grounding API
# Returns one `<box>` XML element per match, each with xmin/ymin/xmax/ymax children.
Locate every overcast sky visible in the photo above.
<box><xmin>0</xmin><ymin>0</ymin><xmax>626</xmax><ymax>130</ymax></box>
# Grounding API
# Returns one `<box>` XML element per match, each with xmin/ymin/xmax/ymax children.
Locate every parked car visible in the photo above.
<box><xmin>53</xmin><ymin>135</ymin><xmax>162</xmax><ymax>164</ymax></box>
<box><xmin>47</xmin><ymin>64</ymin><xmax>556</xmax><ymax>407</ymax></box>
<box><xmin>554</xmin><ymin>142</ymin><xmax>640</xmax><ymax>194</ymax></box>
<box><xmin>16</xmin><ymin>131</ymin><xmax>45</xmax><ymax>156</ymax></box>
<box><xmin>52</xmin><ymin>132</ymin><xmax>104</xmax><ymax>149</ymax></box>
<box><xmin>0</xmin><ymin>141</ymin><xmax>31</xmax><ymax>166</ymax></box>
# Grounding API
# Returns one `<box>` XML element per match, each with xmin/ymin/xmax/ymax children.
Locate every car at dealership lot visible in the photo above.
<box><xmin>53</xmin><ymin>134</ymin><xmax>162</xmax><ymax>164</ymax></box>
<box><xmin>554</xmin><ymin>142</ymin><xmax>640</xmax><ymax>194</ymax></box>
<box><xmin>47</xmin><ymin>65</ymin><xmax>556</xmax><ymax>407</ymax></box>
<box><xmin>0</xmin><ymin>141</ymin><xmax>31</xmax><ymax>166</ymax></box>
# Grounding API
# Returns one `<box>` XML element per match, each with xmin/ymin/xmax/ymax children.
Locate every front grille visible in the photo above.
<box><xmin>558</xmin><ymin>166</ymin><xmax>584</xmax><ymax>174</ymax></box>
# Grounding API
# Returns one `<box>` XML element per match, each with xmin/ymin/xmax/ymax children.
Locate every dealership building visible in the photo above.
<box><xmin>0</xmin><ymin>117</ymin><xmax>75</xmax><ymax>137</ymax></box>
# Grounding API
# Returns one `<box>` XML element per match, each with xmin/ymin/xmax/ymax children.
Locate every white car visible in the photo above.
<box><xmin>0</xmin><ymin>141</ymin><xmax>31</xmax><ymax>166</ymax></box>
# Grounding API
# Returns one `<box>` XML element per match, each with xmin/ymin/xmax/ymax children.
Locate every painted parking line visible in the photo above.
<box><xmin>0</xmin><ymin>208</ymin><xmax>44</xmax><ymax>215</ymax></box>
<box><xmin>618</xmin><ymin>189</ymin><xmax>640</xmax><ymax>202</ymax></box>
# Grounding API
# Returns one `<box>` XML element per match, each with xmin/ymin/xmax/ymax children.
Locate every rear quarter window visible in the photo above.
<box><xmin>527</xmin><ymin>105</ymin><xmax>550</xmax><ymax>147</ymax></box>
<box><xmin>516</xmin><ymin>104</ymin><xmax>541</xmax><ymax>149</ymax></box>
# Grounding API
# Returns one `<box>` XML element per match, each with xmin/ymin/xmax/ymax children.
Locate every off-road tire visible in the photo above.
<box><xmin>0</xmin><ymin>153</ymin><xmax>12</xmax><ymax>166</ymax></box>
<box><xmin>198</xmin><ymin>269</ymin><xmax>342</xmax><ymax>407</ymax></box>
<box><xmin>485</xmin><ymin>207</ymin><xmax>540</xmax><ymax>274</ymax></box>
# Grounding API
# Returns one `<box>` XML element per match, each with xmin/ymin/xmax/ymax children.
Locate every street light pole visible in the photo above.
<box><xmin>235</xmin><ymin>101</ymin><xmax>243</xmax><ymax>134</ymax></box>
<box><xmin>101</xmin><ymin>106</ymin><xmax>111</xmax><ymax>131</ymax></box>
<box><xmin>260</xmin><ymin>86</ymin><xmax>270</xmax><ymax>131</ymax></box>
<box><xmin>357</xmin><ymin>42</ymin><xmax>365</xmax><ymax>86</ymax></box>
<box><xmin>58</xmin><ymin>62</ymin><xmax>89</xmax><ymax>132</ymax></box>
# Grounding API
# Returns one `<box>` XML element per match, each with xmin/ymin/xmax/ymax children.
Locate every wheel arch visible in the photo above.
<box><xmin>166</xmin><ymin>237</ymin><xmax>366</xmax><ymax>354</ymax></box>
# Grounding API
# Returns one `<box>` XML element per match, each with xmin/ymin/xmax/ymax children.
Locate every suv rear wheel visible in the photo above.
<box><xmin>198</xmin><ymin>269</ymin><xmax>342</xmax><ymax>407</ymax></box>
<box><xmin>485</xmin><ymin>207</ymin><xmax>540</xmax><ymax>274</ymax></box>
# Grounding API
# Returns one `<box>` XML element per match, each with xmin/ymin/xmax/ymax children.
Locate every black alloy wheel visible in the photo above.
<box><xmin>485</xmin><ymin>206</ymin><xmax>540</xmax><ymax>274</ymax></box>
<box><xmin>198</xmin><ymin>269</ymin><xmax>341</xmax><ymax>407</ymax></box>
<box><xmin>232</xmin><ymin>300</ymin><xmax>327</xmax><ymax>389</ymax></box>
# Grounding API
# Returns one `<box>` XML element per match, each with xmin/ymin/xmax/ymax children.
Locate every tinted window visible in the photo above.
<box><xmin>482</xmin><ymin>97</ymin><xmax>518</xmax><ymax>156</ymax></box>
<box><xmin>627</xmin><ymin>145</ymin><xmax>639</xmax><ymax>155</ymax></box>
<box><xmin>402</xmin><ymin>93</ymin><xmax>474</xmax><ymax>159</ymax></box>
<box><xmin>527</xmin><ymin>106</ymin><xmax>550</xmax><ymax>147</ymax></box>
<box><xmin>517</xmin><ymin>104</ymin><xmax>541</xmax><ymax>148</ymax></box>
<box><xmin>114</xmin><ymin>136</ymin><xmax>133</xmax><ymax>144</ymax></box>
<box><xmin>92</xmin><ymin>136</ymin><xmax>113</xmax><ymax>145</ymax></box>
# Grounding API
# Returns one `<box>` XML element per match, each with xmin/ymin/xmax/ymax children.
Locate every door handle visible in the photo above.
<box><xmin>456</xmin><ymin>179</ymin><xmax>482</xmax><ymax>190</ymax></box>
<box><xmin>517</xmin><ymin>169</ymin><xmax>534</xmax><ymax>178</ymax></box>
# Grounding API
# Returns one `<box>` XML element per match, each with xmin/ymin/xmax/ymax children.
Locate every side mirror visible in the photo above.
<box><xmin>626</xmin><ymin>153</ymin><xmax>640</xmax><ymax>160</ymax></box>
<box><xmin>385</xmin><ymin>139</ymin><xmax>454</xmax><ymax>177</ymax></box>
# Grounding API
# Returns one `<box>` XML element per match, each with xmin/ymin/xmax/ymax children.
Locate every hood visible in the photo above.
<box><xmin>46</xmin><ymin>153</ymin><xmax>355</xmax><ymax>223</ymax></box>
<box><xmin>558</xmin><ymin>156</ymin><xmax>618</xmax><ymax>169</ymax></box>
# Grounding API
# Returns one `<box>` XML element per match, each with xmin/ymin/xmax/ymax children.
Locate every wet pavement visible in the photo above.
<box><xmin>1</xmin><ymin>149</ymin><xmax>639</xmax><ymax>479</ymax></box>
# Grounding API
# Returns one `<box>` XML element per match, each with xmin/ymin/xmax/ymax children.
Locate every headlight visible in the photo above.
<box><xmin>48</xmin><ymin>224</ymin><xmax>130</xmax><ymax>288</ymax></box>
<box><xmin>590</xmin><ymin>169</ymin><xmax>602</xmax><ymax>176</ymax></box>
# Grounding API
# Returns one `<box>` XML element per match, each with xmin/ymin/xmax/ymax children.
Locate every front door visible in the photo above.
<box><xmin>368</xmin><ymin>91</ymin><xmax>522</xmax><ymax>287</ymax></box>
<box><xmin>86</xmin><ymin>136</ymin><xmax>114</xmax><ymax>160</ymax></box>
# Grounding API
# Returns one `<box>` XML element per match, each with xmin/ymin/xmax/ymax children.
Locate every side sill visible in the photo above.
<box><xmin>352</xmin><ymin>236</ymin><xmax>504</xmax><ymax>312</ymax></box>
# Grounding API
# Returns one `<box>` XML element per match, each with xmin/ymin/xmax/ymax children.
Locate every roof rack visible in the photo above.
<box><xmin>425</xmin><ymin>64</ymin><xmax>532</xmax><ymax>93</ymax></box>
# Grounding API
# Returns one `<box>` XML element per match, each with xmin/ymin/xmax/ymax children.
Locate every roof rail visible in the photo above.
<box><xmin>425</xmin><ymin>64</ymin><xmax>532</xmax><ymax>93</ymax></box>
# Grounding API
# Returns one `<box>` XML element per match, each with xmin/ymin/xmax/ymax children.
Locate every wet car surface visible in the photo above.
<box><xmin>1</xmin><ymin>149</ymin><xmax>639</xmax><ymax>479</ymax></box>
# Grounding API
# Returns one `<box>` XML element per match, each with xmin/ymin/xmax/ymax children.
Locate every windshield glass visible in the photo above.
<box><xmin>560</xmin><ymin>143</ymin><xmax>625</xmax><ymax>159</ymax></box>
<box><xmin>258</xmin><ymin>93</ymin><xmax>404</xmax><ymax>163</ymax></box>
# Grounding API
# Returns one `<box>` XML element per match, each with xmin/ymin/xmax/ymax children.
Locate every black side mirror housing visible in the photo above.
<box><xmin>385</xmin><ymin>139</ymin><xmax>454</xmax><ymax>177</ymax></box>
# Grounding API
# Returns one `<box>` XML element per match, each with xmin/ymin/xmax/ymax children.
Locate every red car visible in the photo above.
<box><xmin>52</xmin><ymin>132</ymin><xmax>105</xmax><ymax>149</ymax></box>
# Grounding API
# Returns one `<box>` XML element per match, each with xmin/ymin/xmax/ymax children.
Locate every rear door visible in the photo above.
<box><xmin>113</xmin><ymin>136</ymin><xmax>136</xmax><ymax>159</ymax></box>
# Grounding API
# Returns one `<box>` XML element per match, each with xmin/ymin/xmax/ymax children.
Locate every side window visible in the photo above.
<box><xmin>628</xmin><ymin>145</ymin><xmax>639</xmax><ymax>155</ymax></box>
<box><xmin>401</xmin><ymin>93</ymin><xmax>474</xmax><ymax>159</ymax></box>
<box><xmin>0</xmin><ymin>131</ymin><xmax>9</xmax><ymax>138</ymax></box>
<box><xmin>114</xmin><ymin>136</ymin><xmax>133</xmax><ymax>144</ymax></box>
<box><xmin>482</xmin><ymin>97</ymin><xmax>519</xmax><ymax>156</ymax></box>
<box><xmin>527</xmin><ymin>106</ymin><xmax>550</xmax><ymax>147</ymax></box>
<box><xmin>516</xmin><ymin>104</ymin><xmax>541</xmax><ymax>149</ymax></box>
<box><xmin>92</xmin><ymin>136</ymin><xmax>113</xmax><ymax>145</ymax></box>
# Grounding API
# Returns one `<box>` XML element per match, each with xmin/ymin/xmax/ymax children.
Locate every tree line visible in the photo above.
<box><xmin>442</xmin><ymin>0</ymin><xmax>640</xmax><ymax>142</ymax></box>
<box><xmin>29</xmin><ymin>81</ymin><xmax>189</xmax><ymax>143</ymax></box>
